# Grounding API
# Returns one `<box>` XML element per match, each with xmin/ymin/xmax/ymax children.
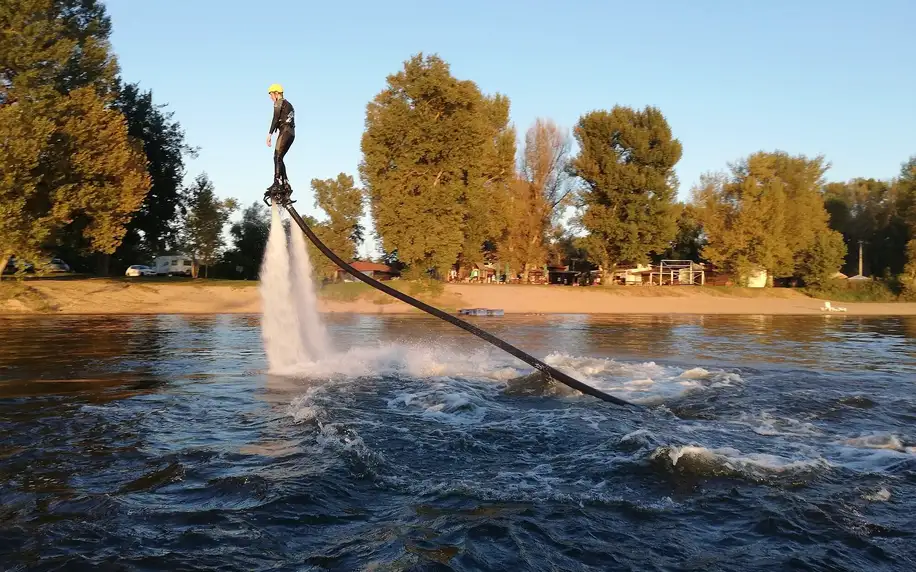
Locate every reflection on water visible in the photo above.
<box><xmin>1</xmin><ymin>313</ymin><xmax>915</xmax><ymax>571</ymax></box>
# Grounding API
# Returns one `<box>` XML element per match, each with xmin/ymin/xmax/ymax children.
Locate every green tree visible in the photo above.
<box><xmin>660</xmin><ymin>202</ymin><xmax>704</xmax><ymax>262</ymax></box>
<box><xmin>896</xmin><ymin>156</ymin><xmax>916</xmax><ymax>297</ymax></box>
<box><xmin>823</xmin><ymin>178</ymin><xmax>908</xmax><ymax>277</ymax></box>
<box><xmin>112</xmin><ymin>82</ymin><xmax>198</xmax><ymax>267</ymax></box>
<box><xmin>310</xmin><ymin>173</ymin><xmax>366</xmax><ymax>280</ymax></box>
<box><xmin>568</xmin><ymin>105</ymin><xmax>682</xmax><ymax>281</ymax></box>
<box><xmin>359</xmin><ymin>53</ymin><xmax>514</xmax><ymax>279</ymax></box>
<box><xmin>1</xmin><ymin>0</ymin><xmax>151</xmax><ymax>277</ymax></box>
<box><xmin>178</xmin><ymin>173</ymin><xmax>237</xmax><ymax>278</ymax></box>
<box><xmin>692</xmin><ymin>169</ymin><xmax>791</xmax><ymax>283</ymax></box>
<box><xmin>798</xmin><ymin>231</ymin><xmax>848</xmax><ymax>288</ymax></box>
<box><xmin>223</xmin><ymin>201</ymin><xmax>270</xmax><ymax>280</ymax></box>
<box><xmin>0</xmin><ymin>0</ymin><xmax>119</xmax><ymax>104</ymax></box>
<box><xmin>694</xmin><ymin>151</ymin><xmax>845</xmax><ymax>285</ymax></box>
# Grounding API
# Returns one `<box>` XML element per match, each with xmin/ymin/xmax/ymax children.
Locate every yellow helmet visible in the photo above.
<box><xmin>267</xmin><ymin>83</ymin><xmax>283</xmax><ymax>94</ymax></box>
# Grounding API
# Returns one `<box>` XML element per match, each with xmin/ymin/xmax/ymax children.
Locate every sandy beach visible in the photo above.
<box><xmin>3</xmin><ymin>278</ymin><xmax>916</xmax><ymax>316</ymax></box>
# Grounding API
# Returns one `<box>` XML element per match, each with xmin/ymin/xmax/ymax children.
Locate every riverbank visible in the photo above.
<box><xmin>3</xmin><ymin>278</ymin><xmax>916</xmax><ymax>316</ymax></box>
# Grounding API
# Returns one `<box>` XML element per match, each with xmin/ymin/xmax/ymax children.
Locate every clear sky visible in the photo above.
<box><xmin>104</xmin><ymin>0</ymin><xmax>915</xmax><ymax>259</ymax></box>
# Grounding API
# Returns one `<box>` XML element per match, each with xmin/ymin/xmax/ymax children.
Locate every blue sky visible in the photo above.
<box><xmin>104</xmin><ymin>0</ymin><xmax>915</xmax><ymax>259</ymax></box>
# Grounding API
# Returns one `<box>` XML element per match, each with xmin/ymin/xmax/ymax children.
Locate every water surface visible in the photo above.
<box><xmin>1</xmin><ymin>313</ymin><xmax>915</xmax><ymax>571</ymax></box>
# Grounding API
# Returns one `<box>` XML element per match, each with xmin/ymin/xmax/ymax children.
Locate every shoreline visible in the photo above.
<box><xmin>3</xmin><ymin>279</ymin><xmax>916</xmax><ymax>317</ymax></box>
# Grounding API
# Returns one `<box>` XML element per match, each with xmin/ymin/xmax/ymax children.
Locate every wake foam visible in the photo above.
<box><xmin>651</xmin><ymin>445</ymin><xmax>830</xmax><ymax>483</ymax></box>
<box><xmin>544</xmin><ymin>353</ymin><xmax>742</xmax><ymax>405</ymax></box>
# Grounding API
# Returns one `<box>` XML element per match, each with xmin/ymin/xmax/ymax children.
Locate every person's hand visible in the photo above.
<box><xmin>266</xmin><ymin>134</ymin><xmax>272</xmax><ymax>147</ymax></box>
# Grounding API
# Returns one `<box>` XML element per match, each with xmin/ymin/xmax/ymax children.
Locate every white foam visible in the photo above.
<box><xmin>387</xmin><ymin>383</ymin><xmax>490</xmax><ymax>425</ymax></box>
<box><xmin>863</xmin><ymin>487</ymin><xmax>892</xmax><ymax>502</ymax></box>
<box><xmin>544</xmin><ymin>353</ymin><xmax>742</xmax><ymax>405</ymax></box>
<box><xmin>729</xmin><ymin>411</ymin><xmax>823</xmax><ymax>438</ymax></box>
<box><xmin>655</xmin><ymin>445</ymin><xmax>830</xmax><ymax>480</ymax></box>
<box><xmin>841</xmin><ymin>433</ymin><xmax>910</xmax><ymax>452</ymax></box>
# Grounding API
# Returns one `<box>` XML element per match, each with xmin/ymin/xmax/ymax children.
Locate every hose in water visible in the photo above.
<box><xmin>280</xmin><ymin>200</ymin><xmax>636</xmax><ymax>407</ymax></box>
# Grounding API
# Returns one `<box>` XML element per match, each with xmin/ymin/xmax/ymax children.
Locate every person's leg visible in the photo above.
<box><xmin>275</xmin><ymin>131</ymin><xmax>294</xmax><ymax>187</ymax></box>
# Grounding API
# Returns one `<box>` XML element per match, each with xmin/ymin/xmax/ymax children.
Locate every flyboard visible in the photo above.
<box><xmin>266</xmin><ymin>190</ymin><xmax>636</xmax><ymax>407</ymax></box>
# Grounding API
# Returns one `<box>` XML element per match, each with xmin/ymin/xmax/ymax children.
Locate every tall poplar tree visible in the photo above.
<box><xmin>502</xmin><ymin>118</ymin><xmax>574</xmax><ymax>281</ymax></box>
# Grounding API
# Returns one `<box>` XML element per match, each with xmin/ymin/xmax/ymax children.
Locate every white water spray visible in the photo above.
<box><xmin>289</xmin><ymin>218</ymin><xmax>331</xmax><ymax>356</ymax></box>
<box><xmin>259</xmin><ymin>203</ymin><xmax>329</xmax><ymax>371</ymax></box>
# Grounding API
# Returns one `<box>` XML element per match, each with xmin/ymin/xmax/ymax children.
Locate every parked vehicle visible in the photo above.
<box><xmin>125</xmin><ymin>265</ymin><xmax>156</xmax><ymax>277</ymax></box>
<box><xmin>44</xmin><ymin>258</ymin><xmax>71</xmax><ymax>273</ymax></box>
<box><xmin>154</xmin><ymin>255</ymin><xmax>193</xmax><ymax>276</ymax></box>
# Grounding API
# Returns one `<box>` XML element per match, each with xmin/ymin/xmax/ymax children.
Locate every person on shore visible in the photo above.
<box><xmin>265</xmin><ymin>83</ymin><xmax>295</xmax><ymax>201</ymax></box>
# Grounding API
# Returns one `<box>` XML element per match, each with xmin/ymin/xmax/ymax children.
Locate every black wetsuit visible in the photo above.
<box><xmin>269</xmin><ymin>97</ymin><xmax>295</xmax><ymax>186</ymax></box>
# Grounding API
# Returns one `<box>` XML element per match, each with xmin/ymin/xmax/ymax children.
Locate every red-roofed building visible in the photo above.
<box><xmin>337</xmin><ymin>260</ymin><xmax>400</xmax><ymax>282</ymax></box>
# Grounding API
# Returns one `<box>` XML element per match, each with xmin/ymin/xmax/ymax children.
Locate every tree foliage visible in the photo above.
<box><xmin>568</xmin><ymin>106</ymin><xmax>682</xmax><ymax>277</ymax></box>
<box><xmin>694</xmin><ymin>151</ymin><xmax>846</xmax><ymax>285</ymax></box>
<box><xmin>660</xmin><ymin>202</ymin><xmax>704</xmax><ymax>262</ymax></box>
<box><xmin>501</xmin><ymin>118</ymin><xmax>574</xmax><ymax>281</ymax></box>
<box><xmin>310</xmin><ymin>173</ymin><xmax>366</xmax><ymax>280</ymax></box>
<box><xmin>0</xmin><ymin>0</ymin><xmax>151</xmax><ymax>277</ymax></box>
<box><xmin>178</xmin><ymin>173</ymin><xmax>237</xmax><ymax>278</ymax></box>
<box><xmin>223</xmin><ymin>202</ymin><xmax>270</xmax><ymax>280</ymax></box>
<box><xmin>113</xmin><ymin>82</ymin><xmax>197</xmax><ymax>263</ymax></box>
<box><xmin>359</xmin><ymin>53</ymin><xmax>514</xmax><ymax>278</ymax></box>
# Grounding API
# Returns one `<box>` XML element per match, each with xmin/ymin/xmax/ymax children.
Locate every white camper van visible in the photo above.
<box><xmin>154</xmin><ymin>255</ymin><xmax>193</xmax><ymax>276</ymax></box>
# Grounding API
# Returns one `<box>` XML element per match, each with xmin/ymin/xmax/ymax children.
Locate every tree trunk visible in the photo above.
<box><xmin>96</xmin><ymin>253</ymin><xmax>110</xmax><ymax>276</ymax></box>
<box><xmin>601</xmin><ymin>260</ymin><xmax>616</xmax><ymax>287</ymax></box>
<box><xmin>0</xmin><ymin>254</ymin><xmax>9</xmax><ymax>281</ymax></box>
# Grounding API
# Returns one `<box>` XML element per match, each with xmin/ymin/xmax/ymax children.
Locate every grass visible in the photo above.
<box><xmin>317</xmin><ymin>279</ymin><xmax>460</xmax><ymax>312</ymax></box>
<box><xmin>318</xmin><ymin>281</ymin><xmax>373</xmax><ymax>302</ymax></box>
<box><xmin>804</xmin><ymin>279</ymin><xmax>902</xmax><ymax>303</ymax></box>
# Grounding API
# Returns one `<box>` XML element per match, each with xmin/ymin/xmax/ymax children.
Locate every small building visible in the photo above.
<box><xmin>548</xmin><ymin>265</ymin><xmax>581</xmax><ymax>285</ymax></box>
<box><xmin>338</xmin><ymin>260</ymin><xmax>399</xmax><ymax>282</ymax></box>
<box><xmin>609</xmin><ymin>263</ymin><xmax>653</xmax><ymax>285</ymax></box>
<box><xmin>744</xmin><ymin>266</ymin><xmax>768</xmax><ymax>288</ymax></box>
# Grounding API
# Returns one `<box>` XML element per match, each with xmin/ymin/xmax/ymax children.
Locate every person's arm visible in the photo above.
<box><xmin>269</xmin><ymin>99</ymin><xmax>282</xmax><ymax>134</ymax></box>
<box><xmin>267</xmin><ymin>100</ymin><xmax>281</xmax><ymax>146</ymax></box>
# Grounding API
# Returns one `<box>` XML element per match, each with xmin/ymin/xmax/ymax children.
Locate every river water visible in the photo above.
<box><xmin>1</xmin><ymin>313</ymin><xmax>914</xmax><ymax>571</ymax></box>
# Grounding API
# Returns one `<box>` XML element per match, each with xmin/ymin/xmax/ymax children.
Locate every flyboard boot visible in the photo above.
<box><xmin>263</xmin><ymin>178</ymin><xmax>295</xmax><ymax>207</ymax></box>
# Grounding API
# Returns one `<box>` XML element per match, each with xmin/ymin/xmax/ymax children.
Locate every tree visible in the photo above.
<box><xmin>112</xmin><ymin>82</ymin><xmax>197</xmax><ymax>266</ymax></box>
<box><xmin>1</xmin><ymin>0</ymin><xmax>151</xmax><ymax>278</ymax></box>
<box><xmin>798</xmin><ymin>231</ymin><xmax>848</xmax><ymax>288</ymax></box>
<box><xmin>1</xmin><ymin>0</ymin><xmax>119</xmax><ymax>105</ymax></box>
<box><xmin>660</xmin><ymin>202</ymin><xmax>704</xmax><ymax>262</ymax></box>
<box><xmin>568</xmin><ymin>105</ymin><xmax>682</xmax><ymax>281</ymax></box>
<box><xmin>223</xmin><ymin>201</ymin><xmax>270</xmax><ymax>280</ymax></box>
<box><xmin>694</xmin><ymin>151</ymin><xmax>846</xmax><ymax>285</ymax></box>
<box><xmin>359</xmin><ymin>53</ymin><xmax>514</xmax><ymax>279</ymax></box>
<box><xmin>823</xmin><ymin>178</ymin><xmax>908</xmax><ymax>277</ymax></box>
<box><xmin>896</xmin><ymin>156</ymin><xmax>916</xmax><ymax>297</ymax></box>
<box><xmin>310</xmin><ymin>173</ymin><xmax>365</xmax><ymax>280</ymax></box>
<box><xmin>502</xmin><ymin>118</ymin><xmax>574</xmax><ymax>282</ymax></box>
<box><xmin>178</xmin><ymin>173</ymin><xmax>237</xmax><ymax>278</ymax></box>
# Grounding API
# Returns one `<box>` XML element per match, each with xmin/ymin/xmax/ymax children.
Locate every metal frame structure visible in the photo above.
<box><xmin>649</xmin><ymin>260</ymin><xmax>705</xmax><ymax>286</ymax></box>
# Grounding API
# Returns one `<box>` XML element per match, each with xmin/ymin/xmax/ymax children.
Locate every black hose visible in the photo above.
<box><xmin>280</xmin><ymin>200</ymin><xmax>636</xmax><ymax>407</ymax></box>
